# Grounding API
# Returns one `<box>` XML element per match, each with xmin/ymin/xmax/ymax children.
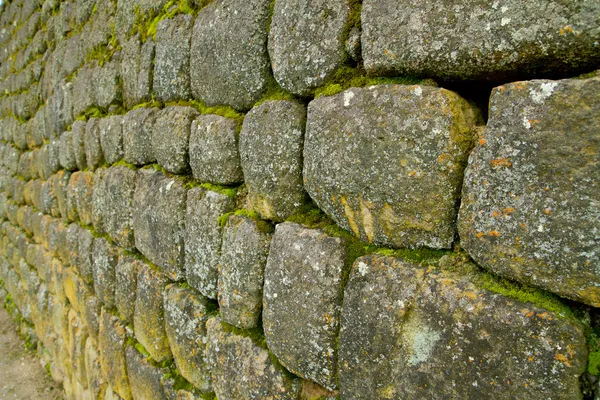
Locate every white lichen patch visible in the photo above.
<box><xmin>530</xmin><ymin>82</ymin><xmax>558</xmax><ymax>104</ymax></box>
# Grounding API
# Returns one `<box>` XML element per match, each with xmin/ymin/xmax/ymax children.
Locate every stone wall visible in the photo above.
<box><xmin>0</xmin><ymin>0</ymin><xmax>598</xmax><ymax>399</ymax></box>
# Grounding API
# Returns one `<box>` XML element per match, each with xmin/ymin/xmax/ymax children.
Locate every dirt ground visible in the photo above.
<box><xmin>0</xmin><ymin>306</ymin><xmax>63</xmax><ymax>400</ymax></box>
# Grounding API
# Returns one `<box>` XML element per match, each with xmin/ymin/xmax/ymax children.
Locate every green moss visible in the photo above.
<box><xmin>163</xmin><ymin>370</ymin><xmax>195</xmax><ymax>391</ymax></box>
<box><xmin>134</xmin><ymin>341</ymin><xmax>151</xmax><ymax>358</ymax></box>
<box><xmin>165</xmin><ymin>99</ymin><xmax>245</xmax><ymax>127</ymax></box>
<box><xmin>112</xmin><ymin>159</ymin><xmax>138</xmax><ymax>170</ymax></box>
<box><xmin>201</xmin><ymin>392</ymin><xmax>217</xmax><ymax>400</ymax></box>
<box><xmin>217</xmin><ymin>209</ymin><xmax>274</xmax><ymax>233</ymax></box>
<box><xmin>86</xmin><ymin>32</ymin><xmax>121</xmax><ymax>67</ymax></box>
<box><xmin>136</xmin><ymin>0</ymin><xmax>202</xmax><ymax>41</ymax></box>
<box><xmin>588</xmin><ymin>335</ymin><xmax>600</xmax><ymax>375</ymax></box>
<box><xmin>132</xmin><ymin>100</ymin><xmax>163</xmax><ymax>110</ymax></box>
<box><xmin>198</xmin><ymin>182</ymin><xmax>238</xmax><ymax>199</ymax></box>
<box><xmin>220</xmin><ymin>320</ymin><xmax>267</xmax><ymax>349</ymax></box>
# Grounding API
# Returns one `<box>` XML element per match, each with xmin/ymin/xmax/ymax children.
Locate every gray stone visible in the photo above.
<box><xmin>268</xmin><ymin>0</ymin><xmax>350</xmax><ymax>96</ymax></box>
<box><xmin>345</xmin><ymin>26</ymin><xmax>361</xmax><ymax>62</ymax></box>
<box><xmin>99</xmin><ymin>116</ymin><xmax>124</xmax><ymax>165</ymax></box>
<box><xmin>190</xmin><ymin>0</ymin><xmax>272</xmax><ymax>110</ymax></box>
<box><xmin>114</xmin><ymin>0</ymin><xmax>169</xmax><ymax>43</ymax></box>
<box><xmin>206</xmin><ymin>317</ymin><xmax>301</xmax><ymax>400</ymax></box>
<box><xmin>84</xmin><ymin>118</ymin><xmax>105</xmax><ymax>170</ymax></box>
<box><xmin>240</xmin><ymin>100</ymin><xmax>307</xmax><ymax>222</ymax></box>
<box><xmin>77</xmin><ymin>227</ymin><xmax>96</xmax><ymax>284</ymax></box>
<box><xmin>59</xmin><ymin>131</ymin><xmax>77</xmax><ymax>171</ymax></box>
<box><xmin>304</xmin><ymin>85</ymin><xmax>482</xmax><ymax>249</ymax></box>
<box><xmin>190</xmin><ymin>114</ymin><xmax>243</xmax><ymax>185</ymax></box>
<box><xmin>263</xmin><ymin>222</ymin><xmax>347</xmax><ymax>390</ymax></box>
<box><xmin>121</xmin><ymin>35</ymin><xmax>155</xmax><ymax>108</ymax></box>
<box><xmin>458</xmin><ymin>76</ymin><xmax>600</xmax><ymax>307</ymax></box>
<box><xmin>93</xmin><ymin>57</ymin><xmax>123</xmax><ymax>109</ymax></box>
<box><xmin>125</xmin><ymin>345</ymin><xmax>167</xmax><ymax>400</ymax></box>
<box><xmin>85</xmin><ymin>337</ymin><xmax>106</xmax><ymax>400</ymax></box>
<box><xmin>133</xmin><ymin>169</ymin><xmax>187</xmax><ymax>280</ymax></box>
<box><xmin>218</xmin><ymin>214</ymin><xmax>272</xmax><ymax>329</ymax></box>
<box><xmin>338</xmin><ymin>254</ymin><xmax>587</xmax><ymax>399</ymax></box>
<box><xmin>134</xmin><ymin>261</ymin><xmax>171</xmax><ymax>362</ymax></box>
<box><xmin>83</xmin><ymin>295</ymin><xmax>102</xmax><ymax>341</ymax></box>
<box><xmin>73</xmin><ymin>171</ymin><xmax>95</xmax><ymax>226</ymax></box>
<box><xmin>123</xmin><ymin>108</ymin><xmax>158</xmax><ymax>165</ymax></box>
<box><xmin>52</xmin><ymin>171</ymin><xmax>72</xmax><ymax>220</ymax></box>
<box><xmin>152</xmin><ymin>106</ymin><xmax>198</xmax><ymax>174</ymax></box>
<box><xmin>98</xmin><ymin>309</ymin><xmax>132</xmax><ymax>400</ymax></box>
<box><xmin>71</xmin><ymin>120</ymin><xmax>88</xmax><ymax>171</ymax></box>
<box><xmin>115</xmin><ymin>254</ymin><xmax>138</xmax><ymax>324</ymax></box>
<box><xmin>92</xmin><ymin>237</ymin><xmax>119</xmax><ymax>308</ymax></box>
<box><xmin>72</xmin><ymin>66</ymin><xmax>95</xmax><ymax>119</ymax></box>
<box><xmin>185</xmin><ymin>187</ymin><xmax>235</xmax><ymax>299</ymax></box>
<box><xmin>163</xmin><ymin>284</ymin><xmax>212</xmax><ymax>392</ymax></box>
<box><xmin>361</xmin><ymin>0</ymin><xmax>600</xmax><ymax>81</ymax></box>
<box><xmin>76</xmin><ymin>0</ymin><xmax>96</xmax><ymax>25</ymax></box>
<box><xmin>153</xmin><ymin>14</ymin><xmax>193</xmax><ymax>102</ymax></box>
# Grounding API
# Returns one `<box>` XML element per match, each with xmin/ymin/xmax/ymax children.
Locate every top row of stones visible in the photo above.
<box><xmin>123</xmin><ymin>0</ymin><xmax>600</xmax><ymax>111</ymax></box>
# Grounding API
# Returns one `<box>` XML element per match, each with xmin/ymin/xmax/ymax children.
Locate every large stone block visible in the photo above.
<box><xmin>93</xmin><ymin>57</ymin><xmax>123</xmax><ymax>109</ymax></box>
<box><xmin>115</xmin><ymin>254</ymin><xmax>138</xmax><ymax>324</ymax></box>
<box><xmin>206</xmin><ymin>317</ymin><xmax>301</xmax><ymax>400</ymax></box>
<box><xmin>123</xmin><ymin>107</ymin><xmax>158</xmax><ymax>166</ymax></box>
<box><xmin>338</xmin><ymin>254</ymin><xmax>587</xmax><ymax>399</ymax></box>
<box><xmin>134</xmin><ymin>261</ymin><xmax>172</xmax><ymax>362</ymax></box>
<box><xmin>185</xmin><ymin>187</ymin><xmax>235</xmax><ymax>299</ymax></box>
<box><xmin>85</xmin><ymin>337</ymin><xmax>107</xmax><ymax>400</ymax></box>
<box><xmin>67</xmin><ymin>308</ymin><xmax>90</xmax><ymax>388</ymax></box>
<box><xmin>268</xmin><ymin>0</ymin><xmax>350</xmax><ymax>96</ymax></box>
<box><xmin>99</xmin><ymin>116</ymin><xmax>124</xmax><ymax>165</ymax></box>
<box><xmin>163</xmin><ymin>284</ymin><xmax>212</xmax><ymax>392</ymax></box>
<box><xmin>190</xmin><ymin>0</ymin><xmax>272</xmax><ymax>110</ymax></box>
<box><xmin>153</xmin><ymin>14</ymin><xmax>193</xmax><ymax>102</ymax></box>
<box><xmin>121</xmin><ymin>34</ymin><xmax>155</xmax><ymax>108</ymax></box>
<box><xmin>70</xmin><ymin>171</ymin><xmax>95</xmax><ymax>226</ymax></box>
<box><xmin>218</xmin><ymin>214</ymin><xmax>272</xmax><ymax>329</ymax></box>
<box><xmin>92</xmin><ymin>237</ymin><xmax>119</xmax><ymax>309</ymax></box>
<box><xmin>77</xmin><ymin>227</ymin><xmax>96</xmax><ymax>284</ymax></box>
<box><xmin>59</xmin><ymin>131</ymin><xmax>77</xmax><ymax>171</ymax></box>
<box><xmin>84</xmin><ymin>118</ymin><xmax>105</xmax><ymax>170</ymax></box>
<box><xmin>98</xmin><ymin>309</ymin><xmax>132</xmax><ymax>400</ymax></box>
<box><xmin>125</xmin><ymin>345</ymin><xmax>167</xmax><ymax>400</ymax></box>
<box><xmin>459</xmin><ymin>76</ymin><xmax>600</xmax><ymax>307</ymax></box>
<box><xmin>240</xmin><ymin>100</ymin><xmax>307</xmax><ymax>222</ymax></box>
<box><xmin>361</xmin><ymin>0</ymin><xmax>600</xmax><ymax>81</ymax></box>
<box><xmin>133</xmin><ymin>169</ymin><xmax>186</xmax><ymax>280</ymax></box>
<box><xmin>152</xmin><ymin>106</ymin><xmax>198</xmax><ymax>174</ymax></box>
<box><xmin>189</xmin><ymin>114</ymin><xmax>243</xmax><ymax>185</ymax></box>
<box><xmin>304</xmin><ymin>85</ymin><xmax>482</xmax><ymax>249</ymax></box>
<box><xmin>71</xmin><ymin>120</ymin><xmax>88</xmax><ymax>171</ymax></box>
<box><xmin>263</xmin><ymin>222</ymin><xmax>347</xmax><ymax>390</ymax></box>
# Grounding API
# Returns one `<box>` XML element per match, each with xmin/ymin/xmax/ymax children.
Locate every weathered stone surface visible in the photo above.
<box><xmin>85</xmin><ymin>337</ymin><xmax>107</xmax><ymax>400</ymax></box>
<box><xmin>92</xmin><ymin>166</ymin><xmax>137</xmax><ymax>248</ymax></box>
<box><xmin>59</xmin><ymin>131</ymin><xmax>77</xmax><ymax>171</ymax></box>
<box><xmin>163</xmin><ymin>284</ymin><xmax>212</xmax><ymax>392</ymax></box>
<box><xmin>459</xmin><ymin>76</ymin><xmax>600</xmax><ymax>307</ymax></box>
<box><xmin>240</xmin><ymin>100</ymin><xmax>307</xmax><ymax>222</ymax></box>
<box><xmin>72</xmin><ymin>171</ymin><xmax>95</xmax><ymax>226</ymax></box>
<box><xmin>268</xmin><ymin>0</ymin><xmax>350</xmax><ymax>96</ymax></box>
<box><xmin>99</xmin><ymin>309</ymin><xmax>132</xmax><ymax>400</ymax></box>
<box><xmin>84</xmin><ymin>118</ymin><xmax>105</xmax><ymax>170</ymax></box>
<box><xmin>133</xmin><ymin>169</ymin><xmax>186</xmax><ymax>280</ymax></box>
<box><xmin>115</xmin><ymin>254</ymin><xmax>138</xmax><ymax>324</ymax></box>
<box><xmin>152</xmin><ymin>106</ymin><xmax>198</xmax><ymax>174</ymax></box>
<box><xmin>125</xmin><ymin>345</ymin><xmax>167</xmax><ymax>400</ymax></box>
<box><xmin>189</xmin><ymin>114</ymin><xmax>243</xmax><ymax>185</ymax></box>
<box><xmin>92</xmin><ymin>237</ymin><xmax>119</xmax><ymax>309</ymax></box>
<box><xmin>134</xmin><ymin>261</ymin><xmax>172</xmax><ymax>362</ymax></box>
<box><xmin>93</xmin><ymin>57</ymin><xmax>123</xmax><ymax>109</ymax></box>
<box><xmin>206</xmin><ymin>317</ymin><xmax>301</xmax><ymax>400</ymax></box>
<box><xmin>338</xmin><ymin>254</ymin><xmax>587</xmax><ymax>399</ymax></box>
<box><xmin>263</xmin><ymin>222</ymin><xmax>347</xmax><ymax>390</ymax></box>
<box><xmin>114</xmin><ymin>0</ymin><xmax>169</xmax><ymax>43</ymax></box>
<box><xmin>361</xmin><ymin>0</ymin><xmax>600</xmax><ymax>82</ymax></box>
<box><xmin>218</xmin><ymin>214</ymin><xmax>272</xmax><ymax>329</ymax></box>
<box><xmin>305</xmin><ymin>85</ymin><xmax>482</xmax><ymax>249</ymax></box>
<box><xmin>67</xmin><ymin>308</ymin><xmax>89</xmax><ymax>388</ymax></box>
<box><xmin>99</xmin><ymin>116</ymin><xmax>124</xmax><ymax>165</ymax></box>
<box><xmin>71</xmin><ymin>120</ymin><xmax>88</xmax><ymax>171</ymax></box>
<box><xmin>190</xmin><ymin>0</ymin><xmax>272</xmax><ymax>110</ymax></box>
<box><xmin>84</xmin><ymin>295</ymin><xmax>102</xmax><ymax>341</ymax></box>
<box><xmin>76</xmin><ymin>0</ymin><xmax>96</xmax><ymax>25</ymax></box>
<box><xmin>153</xmin><ymin>14</ymin><xmax>193</xmax><ymax>102</ymax></box>
<box><xmin>72</xmin><ymin>66</ymin><xmax>95</xmax><ymax>119</ymax></box>
<box><xmin>123</xmin><ymin>108</ymin><xmax>158</xmax><ymax>166</ymax></box>
<box><xmin>77</xmin><ymin>227</ymin><xmax>95</xmax><ymax>284</ymax></box>
<box><xmin>121</xmin><ymin>34</ymin><xmax>155</xmax><ymax>108</ymax></box>
<box><xmin>185</xmin><ymin>187</ymin><xmax>235</xmax><ymax>299</ymax></box>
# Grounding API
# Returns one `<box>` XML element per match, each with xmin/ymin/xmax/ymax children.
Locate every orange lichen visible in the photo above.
<box><xmin>490</xmin><ymin>158</ymin><xmax>512</xmax><ymax>168</ymax></box>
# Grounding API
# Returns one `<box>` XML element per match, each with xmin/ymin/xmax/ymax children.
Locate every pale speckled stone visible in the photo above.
<box><xmin>85</xmin><ymin>118</ymin><xmax>104</xmax><ymax>171</ymax></box>
<box><xmin>125</xmin><ymin>345</ymin><xmax>168</xmax><ymax>400</ymax></box>
<box><xmin>115</xmin><ymin>254</ymin><xmax>138</xmax><ymax>324</ymax></box>
<box><xmin>98</xmin><ymin>309</ymin><xmax>132</xmax><ymax>400</ymax></box>
<box><xmin>99</xmin><ymin>116</ymin><xmax>124</xmax><ymax>165</ymax></box>
<box><xmin>152</xmin><ymin>106</ymin><xmax>198</xmax><ymax>174</ymax></box>
<box><xmin>123</xmin><ymin>108</ymin><xmax>158</xmax><ymax>166</ymax></box>
<box><xmin>92</xmin><ymin>237</ymin><xmax>119</xmax><ymax>309</ymax></box>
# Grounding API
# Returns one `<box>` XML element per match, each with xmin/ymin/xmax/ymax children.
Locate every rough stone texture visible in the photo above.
<box><xmin>123</xmin><ymin>108</ymin><xmax>158</xmax><ymax>166</ymax></box>
<box><xmin>121</xmin><ymin>34</ymin><xmax>155</xmax><ymax>108</ymax></box>
<box><xmin>459</xmin><ymin>76</ymin><xmax>600</xmax><ymax>307</ymax></box>
<box><xmin>133</xmin><ymin>169</ymin><xmax>187</xmax><ymax>280</ymax></box>
<box><xmin>163</xmin><ymin>284</ymin><xmax>212</xmax><ymax>392</ymax></box>
<box><xmin>71</xmin><ymin>120</ymin><xmax>88</xmax><ymax>171</ymax></box>
<box><xmin>338</xmin><ymin>254</ymin><xmax>588</xmax><ymax>399</ymax></box>
<box><xmin>190</xmin><ymin>0</ymin><xmax>272</xmax><ymax>110</ymax></box>
<box><xmin>85</xmin><ymin>337</ymin><xmax>106</xmax><ymax>400</ymax></box>
<box><xmin>99</xmin><ymin>116</ymin><xmax>124</xmax><ymax>165</ymax></box>
<box><xmin>263</xmin><ymin>222</ymin><xmax>347</xmax><ymax>390</ymax></box>
<box><xmin>59</xmin><ymin>131</ymin><xmax>77</xmax><ymax>171</ymax></box>
<box><xmin>189</xmin><ymin>114</ymin><xmax>243</xmax><ymax>185</ymax></box>
<box><xmin>206</xmin><ymin>317</ymin><xmax>301</xmax><ymax>400</ymax></box>
<box><xmin>125</xmin><ymin>345</ymin><xmax>167</xmax><ymax>400</ymax></box>
<box><xmin>152</xmin><ymin>106</ymin><xmax>198</xmax><ymax>174</ymax></box>
<box><xmin>361</xmin><ymin>0</ymin><xmax>600</xmax><ymax>81</ymax></box>
<box><xmin>134</xmin><ymin>261</ymin><xmax>172</xmax><ymax>362</ymax></box>
<box><xmin>77</xmin><ymin>228</ymin><xmax>95</xmax><ymax>284</ymax></box>
<box><xmin>185</xmin><ymin>187</ymin><xmax>235</xmax><ymax>299</ymax></box>
<box><xmin>114</xmin><ymin>0</ymin><xmax>169</xmax><ymax>43</ymax></box>
<box><xmin>268</xmin><ymin>0</ymin><xmax>350</xmax><ymax>96</ymax></box>
<box><xmin>93</xmin><ymin>57</ymin><xmax>123</xmax><ymax>109</ymax></box>
<box><xmin>84</xmin><ymin>118</ymin><xmax>104</xmax><ymax>170</ymax></box>
<box><xmin>218</xmin><ymin>214</ymin><xmax>272</xmax><ymax>329</ymax></box>
<box><xmin>153</xmin><ymin>15</ymin><xmax>193</xmax><ymax>102</ymax></box>
<box><xmin>305</xmin><ymin>85</ymin><xmax>482</xmax><ymax>249</ymax></box>
<box><xmin>115</xmin><ymin>254</ymin><xmax>138</xmax><ymax>324</ymax></box>
<box><xmin>98</xmin><ymin>309</ymin><xmax>132</xmax><ymax>400</ymax></box>
<box><xmin>92</xmin><ymin>237</ymin><xmax>119</xmax><ymax>309</ymax></box>
<box><xmin>240</xmin><ymin>100</ymin><xmax>307</xmax><ymax>222</ymax></box>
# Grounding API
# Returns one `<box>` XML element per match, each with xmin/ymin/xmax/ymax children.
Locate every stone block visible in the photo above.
<box><xmin>185</xmin><ymin>187</ymin><xmax>235</xmax><ymax>299</ymax></box>
<box><xmin>133</xmin><ymin>169</ymin><xmax>186</xmax><ymax>280</ymax></box>
<box><xmin>92</xmin><ymin>237</ymin><xmax>119</xmax><ymax>309</ymax></box>
<box><xmin>70</xmin><ymin>171</ymin><xmax>95</xmax><ymax>226</ymax></box>
<box><xmin>134</xmin><ymin>260</ymin><xmax>172</xmax><ymax>362</ymax></box>
<box><xmin>84</xmin><ymin>118</ymin><xmax>104</xmax><ymax>171</ymax></box>
<box><xmin>98</xmin><ymin>309</ymin><xmax>132</xmax><ymax>400</ymax></box>
<box><xmin>163</xmin><ymin>284</ymin><xmax>212</xmax><ymax>392</ymax></box>
<box><xmin>190</xmin><ymin>114</ymin><xmax>243</xmax><ymax>185</ymax></box>
<box><xmin>93</xmin><ymin>57</ymin><xmax>122</xmax><ymax>109</ymax></box>
<box><xmin>304</xmin><ymin>85</ymin><xmax>482</xmax><ymax>249</ymax></box>
<box><xmin>72</xmin><ymin>66</ymin><xmax>95</xmax><ymax>120</ymax></box>
<box><xmin>99</xmin><ymin>115</ymin><xmax>124</xmax><ymax>165</ymax></box>
<box><xmin>77</xmin><ymin>227</ymin><xmax>96</xmax><ymax>284</ymax></box>
<box><xmin>152</xmin><ymin>106</ymin><xmax>198</xmax><ymax>174</ymax></box>
<box><xmin>206</xmin><ymin>317</ymin><xmax>301</xmax><ymax>399</ymax></box>
<box><xmin>125</xmin><ymin>345</ymin><xmax>167</xmax><ymax>400</ymax></box>
<box><xmin>240</xmin><ymin>100</ymin><xmax>307</xmax><ymax>221</ymax></box>
<box><xmin>59</xmin><ymin>131</ymin><xmax>77</xmax><ymax>171</ymax></box>
<box><xmin>84</xmin><ymin>295</ymin><xmax>103</xmax><ymax>342</ymax></box>
<box><xmin>263</xmin><ymin>222</ymin><xmax>347</xmax><ymax>390</ymax></box>
<box><xmin>71</xmin><ymin>120</ymin><xmax>88</xmax><ymax>171</ymax></box>
<box><xmin>338</xmin><ymin>254</ymin><xmax>587</xmax><ymax>399</ymax></box>
<box><xmin>190</xmin><ymin>0</ymin><xmax>272</xmax><ymax>110</ymax></box>
<box><xmin>67</xmin><ymin>308</ymin><xmax>89</xmax><ymax>388</ymax></box>
<box><xmin>153</xmin><ymin>14</ymin><xmax>193</xmax><ymax>102</ymax></box>
<box><xmin>115</xmin><ymin>254</ymin><xmax>138</xmax><ymax>324</ymax></box>
<box><xmin>63</xmin><ymin>266</ymin><xmax>91</xmax><ymax>315</ymax></box>
<box><xmin>459</xmin><ymin>76</ymin><xmax>600</xmax><ymax>307</ymax></box>
<box><xmin>123</xmin><ymin>108</ymin><xmax>158</xmax><ymax>165</ymax></box>
<box><xmin>268</xmin><ymin>0</ymin><xmax>350</xmax><ymax>96</ymax></box>
<box><xmin>121</xmin><ymin>34</ymin><xmax>155</xmax><ymax>108</ymax></box>
<box><xmin>218</xmin><ymin>214</ymin><xmax>272</xmax><ymax>329</ymax></box>
<box><xmin>85</xmin><ymin>337</ymin><xmax>107</xmax><ymax>400</ymax></box>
